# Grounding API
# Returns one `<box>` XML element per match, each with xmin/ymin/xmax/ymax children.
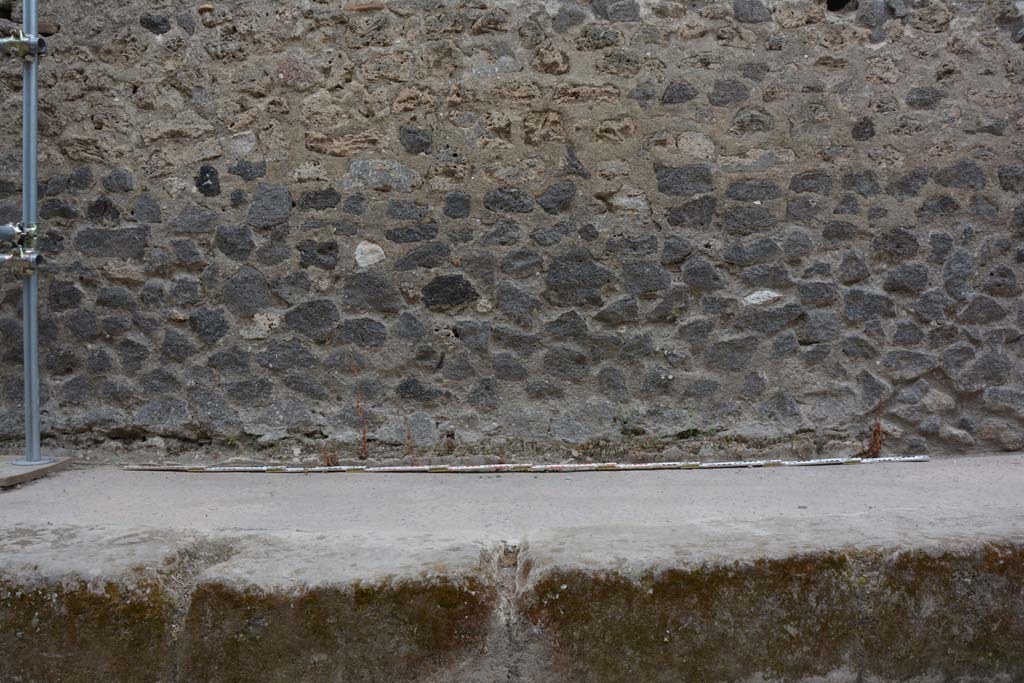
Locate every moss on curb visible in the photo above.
<box><xmin>176</xmin><ymin>576</ymin><xmax>497</xmax><ymax>683</ymax></box>
<box><xmin>520</xmin><ymin>544</ymin><xmax>1024</xmax><ymax>682</ymax></box>
<box><xmin>0</xmin><ymin>577</ymin><xmax>177</xmax><ymax>683</ymax></box>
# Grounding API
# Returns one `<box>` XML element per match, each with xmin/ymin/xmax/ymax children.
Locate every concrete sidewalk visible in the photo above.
<box><xmin>2</xmin><ymin>455</ymin><xmax>1023</xmax><ymax>682</ymax></box>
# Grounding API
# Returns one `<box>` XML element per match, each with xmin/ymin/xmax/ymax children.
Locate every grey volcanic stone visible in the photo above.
<box><xmin>797</xmin><ymin>311</ymin><xmax>840</xmax><ymax>344</ymax></box>
<box><xmin>596</xmin><ymin>297</ymin><xmax>640</xmax><ymax>325</ymax></box>
<box><xmin>257</xmin><ymin>338</ymin><xmax>318</xmax><ymax>372</ymax></box>
<box><xmin>787</xmin><ymin>196</ymin><xmax>823</xmax><ymax>221</ymax></box>
<box><xmin>760</xmin><ymin>391</ymin><xmax>802</xmax><ymax>425</ymax></box>
<box><xmin>296</xmin><ymin>240</ymin><xmax>338</xmax><ymax>270</ymax></box>
<box><xmin>934</xmin><ymin>160</ymin><xmax>986</xmax><ymax>190</ymax></box>
<box><xmin>500</xmin><ymin>249</ymin><xmax>543</xmax><ymax>278</ymax></box>
<box><xmin>140</xmin><ymin>13</ymin><xmax>172</xmax><ymax>34</ymax></box>
<box><xmin>593</xmin><ymin>0</ymin><xmax>641</xmax><ymax>21</ymax></box>
<box><xmin>496</xmin><ymin>283</ymin><xmax>542</xmax><ymax>328</ymax></box>
<box><xmin>163</xmin><ymin>329</ymin><xmax>197</xmax><ymax>361</ymax></box>
<box><xmin>666</xmin><ymin>196</ymin><xmax>716</xmax><ymax>229</ymax></box>
<box><xmin>841</xmin><ymin>171</ymin><xmax>881</xmax><ymax>197</ymax></box>
<box><xmin>247</xmin><ymin>184</ymin><xmax>292</xmax><ymax>229</ymax></box>
<box><xmin>343</xmin><ymin>272</ymin><xmax>402</xmax><ymax>314</ymax></box>
<box><xmin>300</xmin><ymin>188</ymin><xmax>341</xmax><ymax>211</ymax></box>
<box><xmin>171</xmin><ymin>205</ymin><xmax>217</xmax><ymax>234</ymax></box>
<box><xmin>74</xmin><ymin>226</ymin><xmax>149</xmax><ymax>259</ymax></box>
<box><xmin>546</xmin><ymin>248</ymin><xmax>615</xmax><ymax>305</ymax></box>
<box><xmin>705</xmin><ymin>336</ymin><xmax>759</xmax><ymax>372</ymax></box>
<box><xmin>852</xmin><ymin>117</ymin><xmax>876</xmax><ymax>141</ymax></box>
<box><xmin>726</xmin><ymin>179</ymin><xmax>781</xmax><ymax>201</ymax></box>
<box><xmin>228</xmin><ymin>159</ymin><xmax>267</xmax><ymax>181</ymax></box>
<box><xmin>622</xmin><ymin>260</ymin><xmax>670</xmax><ymax>294</ymax></box>
<box><xmin>709</xmin><ymin>80</ymin><xmax>750</xmax><ymax>106</ymax></box>
<box><xmin>723</xmin><ymin>237</ymin><xmax>779</xmax><ymax>266</ymax></box>
<box><xmin>484</xmin><ymin>187</ymin><xmax>534</xmax><ymax>213</ymax></box>
<box><xmin>39</xmin><ymin>199</ymin><xmax>76</xmax><ymax>220</ymax></box>
<box><xmin>980</xmin><ymin>266</ymin><xmax>1019</xmax><ymax>297</ymax></box>
<box><xmin>399</xmin><ymin>126</ymin><xmax>432</xmax><ymax>155</ymax></box>
<box><xmin>423</xmin><ymin>274</ymin><xmax>479</xmax><ymax>310</ymax></box>
<box><xmin>223</xmin><ymin>266</ymin><xmax>274</xmax><ymax>318</ymax></box>
<box><xmin>656</xmin><ymin>164</ymin><xmax>713</xmax><ymax>197</ymax></box>
<box><xmin>598</xmin><ymin>366</ymin><xmax>629</xmax><ymax>402</ymax></box>
<box><xmin>396</xmin><ymin>377</ymin><xmax>443</xmax><ymax>403</ymax></box>
<box><xmin>342</xmin><ymin>194</ymin><xmax>367</xmax><ymax>216</ymax></box>
<box><xmin>215</xmin><ymin>224</ymin><xmax>255</xmax><ymax>261</ymax></box>
<box><xmin>955</xmin><ymin>351</ymin><xmax>1013</xmax><ymax>393</ymax></box>
<box><xmin>537</xmin><ymin>181</ymin><xmax>576</xmax><ymax>215</ymax></box>
<box><xmin>842</xmin><ymin>335</ymin><xmax>878</xmax><ymax>359</ymax></box>
<box><xmin>844</xmin><ymin>289</ymin><xmax>896</xmax><ymax>321</ymax></box>
<box><xmin>873</xmin><ymin>228</ymin><xmax>919</xmax><ymax>262</ymax></box>
<box><xmin>339</xmin><ymin>318</ymin><xmax>387</xmax><ymax>348</ymax></box>
<box><xmin>888</xmin><ymin>168</ymin><xmax>931</xmax><ymax>198</ymax></box>
<box><xmin>395</xmin><ymin>242</ymin><xmax>450</xmax><ymax>271</ymax></box>
<box><xmin>799</xmin><ymin>281</ymin><xmax>838</xmax><ymax>307</ymax></box>
<box><xmin>284</xmin><ymin>299</ymin><xmax>339</xmax><ymax>342</ymax></box>
<box><xmin>468</xmin><ymin>377</ymin><xmax>499</xmax><ymax>411</ymax></box>
<box><xmin>444</xmin><ymin>192</ymin><xmax>471</xmax><ymax>218</ymax></box>
<box><xmin>661</xmin><ymin>81</ymin><xmax>699</xmax><ymax>104</ymax></box>
<box><xmin>493</xmin><ymin>353</ymin><xmax>528</xmax><ymax>381</ymax></box>
<box><xmin>386</xmin><ymin>221</ymin><xmax>439</xmax><ymax>243</ymax></box>
<box><xmin>543</xmin><ymin>346</ymin><xmax>590</xmax><ymax>381</ymax></box>
<box><xmin>737</xmin><ymin>303</ymin><xmax>803</xmax><ymax>334</ymax></box>
<box><xmin>394</xmin><ymin>312</ymin><xmax>426</xmax><ymax>340</ymax></box>
<box><xmin>195</xmin><ymin>166</ymin><xmax>220</xmax><ymax>197</ymax></box>
<box><xmin>906</xmin><ymin>87</ymin><xmax>945</xmax><ymax>110</ymax></box>
<box><xmin>48</xmin><ymin>281</ymin><xmax>83</xmax><ymax>312</ymax></box>
<box><xmin>343</xmin><ymin>159</ymin><xmax>421</xmax><ymax>193</ymax></box>
<box><xmin>742</xmin><ymin>264</ymin><xmax>792</xmax><ymax>289</ymax></box>
<box><xmin>135</xmin><ymin>397</ymin><xmax>190</xmax><ymax>435</ymax></box>
<box><xmin>546</xmin><ymin>311</ymin><xmax>588</xmax><ymax>340</ymax></box>
<box><xmin>783</xmin><ymin>230</ymin><xmax>813</xmax><ymax>261</ymax></box>
<box><xmin>721</xmin><ymin>205</ymin><xmax>776</xmax><ymax>236</ymax></box>
<box><xmin>731</xmin><ymin>107</ymin><xmax>775</xmax><ymax>133</ymax></box>
<box><xmin>911</xmin><ymin>289</ymin><xmax>955</xmax><ymax>322</ymax></box>
<box><xmin>661</xmin><ymin>236</ymin><xmax>694</xmax><ymax>266</ymax></box>
<box><xmin>998</xmin><ymin>165</ymin><xmax>1024</xmax><ymax>193</ymax></box>
<box><xmin>733</xmin><ymin>0</ymin><xmax>771</xmax><ymax>22</ymax></box>
<box><xmin>682</xmin><ymin>256</ymin><xmax>724</xmax><ymax>290</ymax></box>
<box><xmin>943</xmin><ymin>250</ymin><xmax>973</xmax><ymax>301</ymax></box>
<box><xmin>553</xmin><ymin>5</ymin><xmax>587</xmax><ymax>32</ymax></box>
<box><xmin>189</xmin><ymin>307</ymin><xmax>229</xmax><ymax>344</ymax></box>
<box><xmin>883</xmin><ymin>263</ymin><xmax>930</xmax><ymax>294</ymax></box>
<box><xmin>103</xmin><ymin>169</ymin><xmax>135</xmax><ymax>193</ymax></box>
<box><xmin>226</xmin><ymin>378</ymin><xmax>273</xmax><ymax>405</ymax></box>
<box><xmin>982</xmin><ymin>387</ymin><xmax>1024</xmax><ymax>418</ymax></box>
<box><xmin>480</xmin><ymin>219</ymin><xmax>522</xmax><ymax>247</ymax></box>
<box><xmin>492</xmin><ymin>326</ymin><xmax>541</xmax><ymax>355</ymax></box>
<box><xmin>956</xmin><ymin>295</ymin><xmax>1008</xmax><ymax>324</ymax></box>
<box><xmin>208</xmin><ymin>347</ymin><xmax>252</xmax><ymax>374</ymax></box>
<box><xmin>882</xmin><ymin>350</ymin><xmax>939</xmax><ymax>380</ymax></box>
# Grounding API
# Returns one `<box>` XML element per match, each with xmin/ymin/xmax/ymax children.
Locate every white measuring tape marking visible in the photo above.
<box><xmin>124</xmin><ymin>455</ymin><xmax>929</xmax><ymax>474</ymax></box>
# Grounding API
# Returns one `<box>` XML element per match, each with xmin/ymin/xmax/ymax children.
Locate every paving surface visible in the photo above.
<box><xmin>5</xmin><ymin>455</ymin><xmax>1023</xmax><ymax>540</ymax></box>
<box><xmin>2</xmin><ymin>454</ymin><xmax>1023</xmax><ymax>682</ymax></box>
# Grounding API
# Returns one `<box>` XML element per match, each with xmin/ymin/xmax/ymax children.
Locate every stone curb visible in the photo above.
<box><xmin>2</xmin><ymin>524</ymin><xmax>1022</xmax><ymax>682</ymax></box>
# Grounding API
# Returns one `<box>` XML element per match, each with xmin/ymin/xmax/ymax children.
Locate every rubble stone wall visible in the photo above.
<box><xmin>1</xmin><ymin>0</ymin><xmax>1023</xmax><ymax>463</ymax></box>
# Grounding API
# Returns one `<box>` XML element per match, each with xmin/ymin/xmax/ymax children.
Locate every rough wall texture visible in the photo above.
<box><xmin>1</xmin><ymin>0</ymin><xmax>1023</xmax><ymax>463</ymax></box>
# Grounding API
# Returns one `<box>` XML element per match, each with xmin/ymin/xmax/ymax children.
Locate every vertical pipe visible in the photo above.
<box><xmin>16</xmin><ymin>0</ymin><xmax>44</xmax><ymax>464</ymax></box>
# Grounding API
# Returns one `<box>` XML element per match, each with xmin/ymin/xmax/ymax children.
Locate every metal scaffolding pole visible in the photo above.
<box><xmin>1</xmin><ymin>0</ymin><xmax>48</xmax><ymax>465</ymax></box>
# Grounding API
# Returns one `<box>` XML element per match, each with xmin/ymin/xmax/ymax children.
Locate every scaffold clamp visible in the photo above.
<box><xmin>0</xmin><ymin>32</ymin><xmax>46</xmax><ymax>60</ymax></box>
